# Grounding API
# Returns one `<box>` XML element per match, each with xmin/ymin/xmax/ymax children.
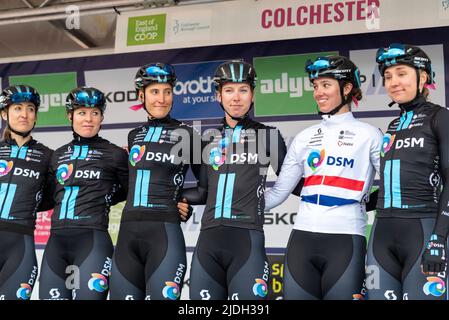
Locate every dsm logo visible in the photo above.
<box><xmin>326</xmin><ymin>156</ymin><xmax>354</xmax><ymax>168</ymax></box>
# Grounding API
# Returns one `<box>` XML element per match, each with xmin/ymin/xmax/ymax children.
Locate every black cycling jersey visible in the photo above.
<box><xmin>377</xmin><ymin>96</ymin><xmax>449</xmax><ymax>227</ymax></box>
<box><xmin>121</xmin><ymin>115</ymin><xmax>200</xmax><ymax>224</ymax></box>
<box><xmin>183</xmin><ymin>116</ymin><xmax>288</xmax><ymax>231</ymax></box>
<box><xmin>47</xmin><ymin>134</ymin><xmax>128</xmax><ymax>231</ymax></box>
<box><xmin>0</xmin><ymin>138</ymin><xmax>52</xmax><ymax>234</ymax></box>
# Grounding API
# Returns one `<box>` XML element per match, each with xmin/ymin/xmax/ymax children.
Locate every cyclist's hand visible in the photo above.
<box><xmin>177</xmin><ymin>198</ymin><xmax>193</xmax><ymax>222</ymax></box>
<box><xmin>421</xmin><ymin>234</ymin><xmax>447</xmax><ymax>275</ymax></box>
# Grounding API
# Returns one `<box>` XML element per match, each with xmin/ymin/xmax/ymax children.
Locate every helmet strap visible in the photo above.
<box><xmin>220</xmin><ymin>102</ymin><xmax>253</xmax><ymax>122</ymax></box>
<box><xmin>318</xmin><ymin>81</ymin><xmax>350</xmax><ymax>116</ymax></box>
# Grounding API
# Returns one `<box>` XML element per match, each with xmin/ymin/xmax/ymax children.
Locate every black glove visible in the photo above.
<box><xmin>421</xmin><ymin>234</ymin><xmax>447</xmax><ymax>274</ymax></box>
<box><xmin>181</xmin><ymin>204</ymin><xmax>193</xmax><ymax>223</ymax></box>
<box><xmin>365</xmin><ymin>188</ymin><xmax>379</xmax><ymax>212</ymax></box>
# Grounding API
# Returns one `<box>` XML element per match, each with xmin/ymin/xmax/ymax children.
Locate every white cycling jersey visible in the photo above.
<box><xmin>265</xmin><ymin>112</ymin><xmax>383</xmax><ymax>236</ymax></box>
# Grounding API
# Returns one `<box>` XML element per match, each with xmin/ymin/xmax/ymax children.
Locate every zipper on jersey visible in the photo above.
<box><xmin>215</xmin><ymin>127</ymin><xmax>234</xmax><ymax>222</ymax></box>
<box><xmin>317</xmin><ymin>175</ymin><xmax>326</xmax><ymax>205</ymax></box>
<box><xmin>385</xmin><ymin>111</ymin><xmax>411</xmax><ymax>210</ymax></box>
<box><xmin>64</xmin><ymin>144</ymin><xmax>82</xmax><ymax>227</ymax></box>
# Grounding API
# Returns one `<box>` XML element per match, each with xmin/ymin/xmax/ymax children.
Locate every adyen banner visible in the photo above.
<box><xmin>171</xmin><ymin>60</ymin><xmax>225</xmax><ymax>120</ymax></box>
<box><xmin>8</xmin><ymin>72</ymin><xmax>77</xmax><ymax>127</ymax></box>
<box><xmin>254</xmin><ymin>51</ymin><xmax>337</xmax><ymax>117</ymax></box>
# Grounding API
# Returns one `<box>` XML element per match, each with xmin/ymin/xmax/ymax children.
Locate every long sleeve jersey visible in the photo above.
<box><xmin>265</xmin><ymin>112</ymin><xmax>382</xmax><ymax>236</ymax></box>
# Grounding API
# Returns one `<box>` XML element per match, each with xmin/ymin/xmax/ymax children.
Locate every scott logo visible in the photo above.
<box><xmin>395</xmin><ymin>137</ymin><xmax>424</xmax><ymax>149</ymax></box>
<box><xmin>200</xmin><ymin>290</ymin><xmax>210</xmax><ymax>300</ymax></box>
<box><xmin>384</xmin><ymin>290</ymin><xmax>397</xmax><ymax>300</ymax></box>
<box><xmin>327</xmin><ymin>156</ymin><xmax>354</xmax><ymax>168</ymax></box>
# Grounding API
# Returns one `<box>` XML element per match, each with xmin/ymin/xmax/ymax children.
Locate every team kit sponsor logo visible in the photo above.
<box><xmin>129</xmin><ymin>145</ymin><xmax>146</xmax><ymax>166</ymax></box>
<box><xmin>161</xmin><ymin>263</ymin><xmax>185</xmax><ymax>300</ymax></box>
<box><xmin>16</xmin><ymin>266</ymin><xmax>37</xmax><ymax>300</ymax></box>
<box><xmin>56</xmin><ymin>163</ymin><xmax>101</xmax><ymax>185</ymax></box>
<box><xmin>129</xmin><ymin>145</ymin><xmax>176</xmax><ymax>166</ymax></box>
<box><xmin>381</xmin><ymin>133</ymin><xmax>425</xmax><ymax>157</ymax></box>
<box><xmin>307</xmin><ymin>149</ymin><xmax>325</xmax><ymax>171</ymax></box>
<box><xmin>16</xmin><ymin>283</ymin><xmax>32</xmax><ymax>300</ymax></box>
<box><xmin>56</xmin><ymin>164</ymin><xmax>73</xmax><ymax>185</ymax></box>
<box><xmin>423</xmin><ymin>276</ymin><xmax>446</xmax><ymax>297</ymax></box>
<box><xmin>0</xmin><ymin>160</ymin><xmax>41</xmax><ymax>179</ymax></box>
<box><xmin>252</xmin><ymin>261</ymin><xmax>270</xmax><ymax>298</ymax></box>
<box><xmin>88</xmin><ymin>274</ymin><xmax>108</xmax><ymax>292</ymax></box>
<box><xmin>381</xmin><ymin>133</ymin><xmax>395</xmax><ymax>157</ymax></box>
<box><xmin>0</xmin><ymin>160</ymin><xmax>13</xmax><ymax>177</ymax></box>
<box><xmin>307</xmin><ymin>149</ymin><xmax>354</xmax><ymax>170</ymax></box>
<box><xmin>209</xmin><ymin>137</ymin><xmax>229</xmax><ymax>170</ymax></box>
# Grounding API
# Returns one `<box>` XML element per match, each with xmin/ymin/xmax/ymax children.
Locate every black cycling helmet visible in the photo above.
<box><xmin>0</xmin><ymin>85</ymin><xmax>40</xmax><ymax>111</ymax></box>
<box><xmin>213</xmin><ymin>60</ymin><xmax>257</xmax><ymax>90</ymax></box>
<box><xmin>213</xmin><ymin>60</ymin><xmax>257</xmax><ymax>121</ymax></box>
<box><xmin>66</xmin><ymin>86</ymin><xmax>106</xmax><ymax>113</ymax></box>
<box><xmin>134</xmin><ymin>62</ymin><xmax>177</xmax><ymax>90</ymax></box>
<box><xmin>376</xmin><ymin>43</ymin><xmax>434</xmax><ymax>85</ymax></box>
<box><xmin>305</xmin><ymin>55</ymin><xmax>361</xmax><ymax>115</ymax></box>
<box><xmin>0</xmin><ymin>85</ymin><xmax>40</xmax><ymax>138</ymax></box>
<box><xmin>305</xmin><ymin>55</ymin><xmax>361</xmax><ymax>88</ymax></box>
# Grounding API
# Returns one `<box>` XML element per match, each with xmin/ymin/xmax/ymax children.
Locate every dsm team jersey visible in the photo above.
<box><xmin>0</xmin><ymin>138</ymin><xmax>52</xmax><ymax>233</ymax></box>
<box><xmin>122</xmin><ymin>116</ymin><xmax>199</xmax><ymax>223</ymax></box>
<box><xmin>48</xmin><ymin>135</ymin><xmax>128</xmax><ymax>231</ymax></box>
<box><xmin>199</xmin><ymin>117</ymin><xmax>287</xmax><ymax>231</ymax></box>
<box><xmin>377</xmin><ymin>96</ymin><xmax>449</xmax><ymax>219</ymax></box>
<box><xmin>265</xmin><ymin>112</ymin><xmax>382</xmax><ymax>236</ymax></box>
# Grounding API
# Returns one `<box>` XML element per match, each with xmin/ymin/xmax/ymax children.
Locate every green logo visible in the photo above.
<box><xmin>9</xmin><ymin>72</ymin><xmax>77</xmax><ymax>127</ymax></box>
<box><xmin>254</xmin><ymin>52</ymin><xmax>337</xmax><ymax>117</ymax></box>
<box><xmin>127</xmin><ymin>14</ymin><xmax>166</xmax><ymax>46</ymax></box>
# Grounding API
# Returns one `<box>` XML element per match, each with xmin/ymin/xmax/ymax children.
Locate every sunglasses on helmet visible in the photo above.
<box><xmin>376</xmin><ymin>43</ymin><xmax>407</xmax><ymax>63</ymax></box>
<box><xmin>73</xmin><ymin>91</ymin><xmax>103</xmax><ymax>107</ymax></box>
